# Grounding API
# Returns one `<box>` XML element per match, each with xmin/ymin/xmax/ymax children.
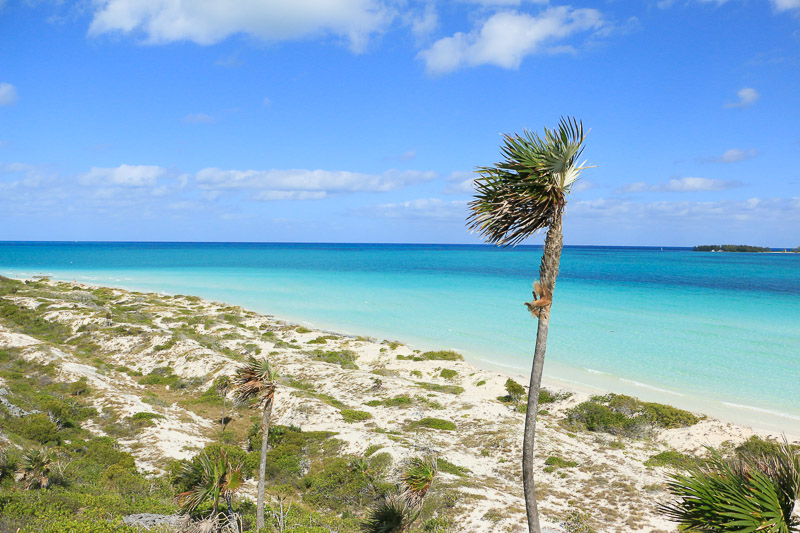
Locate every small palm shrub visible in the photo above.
<box><xmin>363</xmin><ymin>456</ymin><xmax>438</xmax><ymax>533</ymax></box>
<box><xmin>659</xmin><ymin>442</ymin><xmax>800</xmax><ymax>531</ymax></box>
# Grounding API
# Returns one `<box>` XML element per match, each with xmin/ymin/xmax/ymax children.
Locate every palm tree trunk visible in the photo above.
<box><xmin>221</xmin><ymin>396</ymin><xmax>226</xmax><ymax>434</ymax></box>
<box><xmin>522</xmin><ymin>209</ymin><xmax>564</xmax><ymax>533</ymax></box>
<box><xmin>256</xmin><ymin>398</ymin><xmax>273</xmax><ymax>531</ymax></box>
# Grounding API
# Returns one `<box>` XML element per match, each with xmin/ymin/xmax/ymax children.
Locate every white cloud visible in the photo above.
<box><xmin>0</xmin><ymin>82</ymin><xmax>19</xmax><ymax>106</ymax></box>
<box><xmin>418</xmin><ymin>7</ymin><xmax>603</xmax><ymax>74</ymax></box>
<box><xmin>195</xmin><ymin>167</ymin><xmax>437</xmax><ymax>196</ymax></box>
<box><xmin>700</xmin><ymin>148</ymin><xmax>759</xmax><ymax>163</ymax></box>
<box><xmin>182</xmin><ymin>113</ymin><xmax>215</xmax><ymax>124</ymax></box>
<box><xmin>458</xmin><ymin>0</ymin><xmax>548</xmax><ymax>5</ymax></box>
<box><xmin>368</xmin><ymin>198</ymin><xmax>468</xmax><ymax>219</ymax></box>
<box><xmin>724</xmin><ymin>87</ymin><xmax>760</xmax><ymax>108</ymax></box>
<box><xmin>88</xmin><ymin>0</ymin><xmax>392</xmax><ymax>52</ymax></box>
<box><xmin>571</xmin><ymin>196</ymin><xmax>800</xmax><ymax>225</ymax></box>
<box><xmin>398</xmin><ymin>149</ymin><xmax>417</xmax><ymax>161</ymax></box>
<box><xmin>616</xmin><ymin>177</ymin><xmax>743</xmax><ymax>194</ymax></box>
<box><xmin>253</xmin><ymin>190</ymin><xmax>329</xmax><ymax>201</ymax></box>
<box><xmin>406</xmin><ymin>3</ymin><xmax>438</xmax><ymax>42</ymax></box>
<box><xmin>79</xmin><ymin>164</ymin><xmax>167</xmax><ymax>187</ymax></box>
<box><xmin>773</xmin><ymin>0</ymin><xmax>800</xmax><ymax>9</ymax></box>
<box><xmin>443</xmin><ymin>171</ymin><xmax>475</xmax><ymax>194</ymax></box>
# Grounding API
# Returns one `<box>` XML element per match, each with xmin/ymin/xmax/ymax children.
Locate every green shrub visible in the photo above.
<box><xmin>0</xmin><ymin>300</ymin><xmax>71</xmax><ymax>343</ymax></box>
<box><xmin>413</xmin><ymin>418</ymin><xmax>456</xmax><ymax>431</ymax></box>
<box><xmin>420</xmin><ymin>350</ymin><xmax>463</xmax><ymax>361</ymax></box>
<box><xmin>128</xmin><ymin>412</ymin><xmax>165</xmax><ymax>427</ymax></box>
<box><xmin>341</xmin><ymin>410</ymin><xmax>372</xmax><ymax>423</ymax></box>
<box><xmin>505</xmin><ymin>378</ymin><xmax>526</xmax><ymax>403</ymax></box>
<box><xmin>10</xmin><ymin>413</ymin><xmax>61</xmax><ymax>445</ymax></box>
<box><xmin>475</xmin><ymin>380</ymin><xmax>486</xmax><ymax>387</ymax></box>
<box><xmin>543</xmin><ymin>456</ymin><xmax>578</xmax><ymax>472</ymax></box>
<box><xmin>734</xmin><ymin>436</ymin><xmax>798</xmax><ymax>459</ymax></box>
<box><xmin>567</xmin><ymin>394</ymin><xmax>698</xmax><ymax>438</ymax></box>
<box><xmin>68</xmin><ymin>378</ymin><xmax>92</xmax><ymax>396</ymax></box>
<box><xmin>644</xmin><ymin>450</ymin><xmax>698</xmax><ymax>469</ymax></box>
<box><xmin>302</xmin><ymin>457</ymin><xmax>374</xmax><ymax>512</ymax></box>
<box><xmin>416</xmin><ymin>382</ymin><xmax>464</xmax><ymax>395</ymax></box>
<box><xmin>439</xmin><ymin>369</ymin><xmax>458</xmax><ymax>380</ymax></box>
<box><xmin>437</xmin><ymin>458</ymin><xmax>470</xmax><ymax>477</ymax></box>
<box><xmin>566</xmin><ymin>402</ymin><xmax>648</xmax><ymax>438</ymax></box>
<box><xmin>308</xmin><ymin>349</ymin><xmax>359</xmax><ymax>369</ymax></box>
<box><xmin>364</xmin><ymin>444</ymin><xmax>385</xmax><ymax>457</ymax></box>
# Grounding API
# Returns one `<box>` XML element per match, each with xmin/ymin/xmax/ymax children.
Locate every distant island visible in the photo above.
<box><xmin>694</xmin><ymin>244</ymin><xmax>773</xmax><ymax>252</ymax></box>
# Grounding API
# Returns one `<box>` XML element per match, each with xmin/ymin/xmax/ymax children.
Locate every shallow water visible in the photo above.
<box><xmin>2</xmin><ymin>242</ymin><xmax>798</xmax><ymax>433</ymax></box>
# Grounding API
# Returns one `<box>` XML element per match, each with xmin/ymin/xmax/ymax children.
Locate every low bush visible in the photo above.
<box><xmin>643</xmin><ymin>450</ymin><xmax>698</xmax><ymax>469</ymax></box>
<box><xmin>308</xmin><ymin>349</ymin><xmax>359</xmax><ymax>370</ymax></box>
<box><xmin>416</xmin><ymin>382</ymin><xmax>464</xmax><ymax>395</ymax></box>
<box><xmin>439</xmin><ymin>369</ymin><xmax>458</xmax><ymax>380</ymax></box>
<box><xmin>413</xmin><ymin>418</ymin><xmax>456</xmax><ymax>431</ymax></box>
<box><xmin>341</xmin><ymin>409</ymin><xmax>372</xmax><ymax>423</ymax></box>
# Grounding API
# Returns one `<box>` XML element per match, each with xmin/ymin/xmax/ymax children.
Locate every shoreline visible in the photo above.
<box><xmin>8</xmin><ymin>271</ymin><xmax>800</xmax><ymax>439</ymax></box>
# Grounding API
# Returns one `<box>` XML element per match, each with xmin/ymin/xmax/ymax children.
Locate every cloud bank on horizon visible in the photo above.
<box><xmin>1</xmin><ymin>0</ymin><xmax>798</xmax><ymax>246</ymax></box>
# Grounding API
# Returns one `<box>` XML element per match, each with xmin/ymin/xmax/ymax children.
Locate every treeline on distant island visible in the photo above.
<box><xmin>693</xmin><ymin>244</ymin><xmax>772</xmax><ymax>252</ymax></box>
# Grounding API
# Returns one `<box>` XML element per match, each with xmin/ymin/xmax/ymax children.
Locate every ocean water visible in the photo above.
<box><xmin>1</xmin><ymin>242</ymin><xmax>798</xmax><ymax>433</ymax></box>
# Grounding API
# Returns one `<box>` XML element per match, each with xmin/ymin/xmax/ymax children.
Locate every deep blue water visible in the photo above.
<box><xmin>1</xmin><ymin>242</ymin><xmax>798</xmax><ymax>432</ymax></box>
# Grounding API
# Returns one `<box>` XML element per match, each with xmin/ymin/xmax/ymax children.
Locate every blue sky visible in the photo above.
<box><xmin>1</xmin><ymin>0</ymin><xmax>798</xmax><ymax>246</ymax></box>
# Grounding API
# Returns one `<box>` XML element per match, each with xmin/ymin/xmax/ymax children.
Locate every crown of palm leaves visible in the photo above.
<box><xmin>232</xmin><ymin>356</ymin><xmax>276</xmax><ymax>409</ymax></box>
<box><xmin>467</xmin><ymin>116</ymin><xmax>590</xmax><ymax>247</ymax></box>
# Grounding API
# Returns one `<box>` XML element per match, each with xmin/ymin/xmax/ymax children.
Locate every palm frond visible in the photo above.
<box><xmin>467</xmin><ymin>116</ymin><xmax>590</xmax><ymax>246</ymax></box>
<box><xmin>658</xmin><ymin>443</ymin><xmax>800</xmax><ymax>531</ymax></box>
<box><xmin>400</xmin><ymin>456</ymin><xmax>438</xmax><ymax>507</ymax></box>
<box><xmin>362</xmin><ymin>493</ymin><xmax>419</xmax><ymax>533</ymax></box>
<box><xmin>232</xmin><ymin>356</ymin><xmax>276</xmax><ymax>408</ymax></box>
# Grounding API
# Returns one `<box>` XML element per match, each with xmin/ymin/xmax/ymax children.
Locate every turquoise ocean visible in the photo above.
<box><xmin>1</xmin><ymin>242</ymin><xmax>798</xmax><ymax>433</ymax></box>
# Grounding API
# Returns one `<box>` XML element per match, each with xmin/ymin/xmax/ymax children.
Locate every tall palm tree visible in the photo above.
<box><xmin>232</xmin><ymin>356</ymin><xmax>276</xmax><ymax>531</ymax></box>
<box><xmin>467</xmin><ymin>116</ymin><xmax>590</xmax><ymax>533</ymax></box>
<box><xmin>214</xmin><ymin>375</ymin><xmax>232</xmax><ymax>434</ymax></box>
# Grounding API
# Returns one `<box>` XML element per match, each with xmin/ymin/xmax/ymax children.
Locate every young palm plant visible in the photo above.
<box><xmin>467</xmin><ymin>116</ymin><xmax>590</xmax><ymax>533</ymax></box>
<box><xmin>178</xmin><ymin>451</ymin><xmax>244</xmax><ymax>532</ymax></box>
<box><xmin>14</xmin><ymin>448</ymin><xmax>55</xmax><ymax>490</ymax></box>
<box><xmin>362</xmin><ymin>456</ymin><xmax>438</xmax><ymax>533</ymax></box>
<box><xmin>232</xmin><ymin>356</ymin><xmax>276</xmax><ymax>531</ymax></box>
<box><xmin>659</xmin><ymin>443</ymin><xmax>800</xmax><ymax>532</ymax></box>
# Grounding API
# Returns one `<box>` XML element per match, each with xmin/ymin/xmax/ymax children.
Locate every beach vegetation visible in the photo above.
<box><xmin>437</xmin><ymin>458</ymin><xmax>470</xmax><ymax>477</ymax></box>
<box><xmin>475</xmin><ymin>380</ymin><xmax>486</xmax><ymax>387</ymax></box>
<box><xmin>659</xmin><ymin>442</ymin><xmax>800</xmax><ymax>531</ymax></box>
<box><xmin>543</xmin><ymin>456</ymin><xmax>578</xmax><ymax>473</ymax></box>
<box><xmin>468</xmin><ymin>116</ymin><xmax>590</xmax><ymax>533</ymax></box>
<box><xmin>295</xmin><ymin>326</ymin><xmax>311</xmax><ymax>333</ymax></box>
<box><xmin>735</xmin><ymin>435</ymin><xmax>800</xmax><ymax>458</ymax></box>
<box><xmin>415</xmin><ymin>382</ymin><xmax>464</xmax><ymax>395</ymax></box>
<box><xmin>341</xmin><ymin>409</ymin><xmax>373</xmax><ymax>423</ymax></box>
<box><xmin>504</xmin><ymin>378</ymin><xmax>526</xmax><ymax>403</ymax></box>
<box><xmin>363</xmin><ymin>456</ymin><xmax>438</xmax><ymax>533</ymax></box>
<box><xmin>560</xmin><ymin>509</ymin><xmax>597</xmax><ymax>533</ymax></box>
<box><xmin>567</xmin><ymin>394</ymin><xmax>699</xmax><ymax>438</ymax></box>
<box><xmin>232</xmin><ymin>355</ymin><xmax>277</xmax><ymax>531</ymax></box>
<box><xmin>412</xmin><ymin>418</ymin><xmax>456</xmax><ymax>431</ymax></box>
<box><xmin>308</xmin><ymin>348</ymin><xmax>359</xmax><ymax>369</ymax></box>
<box><xmin>643</xmin><ymin>450</ymin><xmax>698</xmax><ymax>469</ymax></box>
<box><xmin>439</xmin><ymin>369</ymin><xmax>458</xmax><ymax>380</ymax></box>
<box><xmin>365</xmin><ymin>444</ymin><xmax>385</xmax><ymax>457</ymax></box>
